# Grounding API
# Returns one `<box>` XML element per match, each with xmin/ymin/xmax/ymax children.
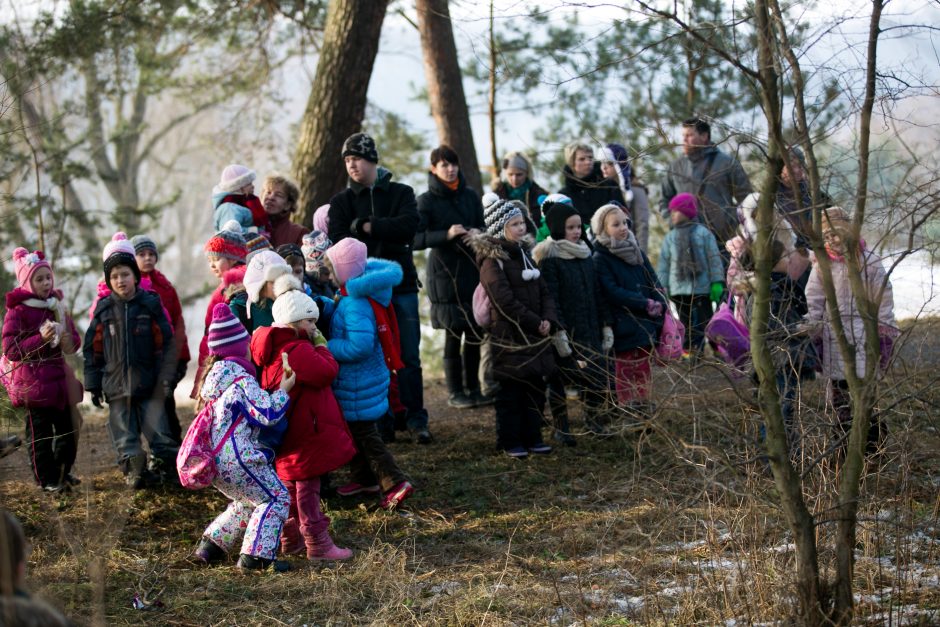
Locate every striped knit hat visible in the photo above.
<box><xmin>131</xmin><ymin>234</ymin><xmax>159</xmax><ymax>260</ymax></box>
<box><xmin>301</xmin><ymin>230</ymin><xmax>332</xmax><ymax>273</ymax></box>
<box><xmin>482</xmin><ymin>193</ymin><xmax>523</xmax><ymax>239</ymax></box>
<box><xmin>204</xmin><ymin>221</ymin><xmax>248</xmax><ymax>263</ymax></box>
<box><xmin>245</xmin><ymin>232</ymin><xmax>273</xmax><ymax>261</ymax></box>
<box><xmin>207</xmin><ymin>303</ymin><xmax>250</xmax><ymax>358</ymax></box>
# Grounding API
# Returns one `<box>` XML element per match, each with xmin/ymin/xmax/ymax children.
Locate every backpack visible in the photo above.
<box><xmin>656</xmin><ymin>306</ymin><xmax>686</xmax><ymax>364</ymax></box>
<box><xmin>176</xmin><ymin>376</ymin><xmax>246</xmax><ymax>489</ymax></box>
<box><xmin>705</xmin><ymin>296</ymin><xmax>750</xmax><ymax>367</ymax></box>
<box><xmin>472</xmin><ymin>259</ymin><xmax>503</xmax><ymax>328</ymax></box>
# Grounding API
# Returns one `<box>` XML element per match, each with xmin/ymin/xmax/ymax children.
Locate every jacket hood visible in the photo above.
<box><xmin>467</xmin><ymin>233</ymin><xmax>531</xmax><ymax>262</ymax></box>
<box><xmin>142</xmin><ymin>268</ymin><xmax>171</xmax><ymax>290</ymax></box>
<box><xmin>5</xmin><ymin>287</ymin><xmax>64</xmax><ymax>309</ymax></box>
<box><xmin>562</xmin><ymin>162</ymin><xmax>605</xmax><ymax>188</ymax></box>
<box><xmin>344</xmin><ymin>258</ymin><xmax>402</xmax><ymax>305</ymax></box>
<box><xmin>249</xmin><ymin>325</ymin><xmax>303</xmax><ymax>368</ymax></box>
<box><xmin>427</xmin><ymin>171</ymin><xmax>465</xmax><ymax>197</ymax></box>
<box><xmin>349</xmin><ymin>166</ymin><xmax>393</xmax><ymax>195</ymax></box>
<box><xmin>200</xmin><ymin>358</ymin><xmax>253</xmax><ymax>401</ymax></box>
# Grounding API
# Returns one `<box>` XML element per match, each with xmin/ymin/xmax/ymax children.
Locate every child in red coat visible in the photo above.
<box><xmin>250</xmin><ymin>275</ymin><xmax>357</xmax><ymax>561</ymax></box>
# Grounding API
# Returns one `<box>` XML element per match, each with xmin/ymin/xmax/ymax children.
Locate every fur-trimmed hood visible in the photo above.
<box><xmin>467</xmin><ymin>233</ymin><xmax>534</xmax><ymax>263</ymax></box>
<box><xmin>343</xmin><ymin>258</ymin><xmax>402</xmax><ymax>306</ymax></box>
<box><xmin>222</xmin><ymin>265</ymin><xmax>247</xmax><ymax>300</ymax></box>
<box><xmin>531</xmin><ymin>237</ymin><xmax>591</xmax><ymax>264</ymax></box>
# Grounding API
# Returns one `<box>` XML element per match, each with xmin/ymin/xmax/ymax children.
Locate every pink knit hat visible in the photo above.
<box><xmin>213</xmin><ymin>164</ymin><xmax>256</xmax><ymax>195</ymax></box>
<box><xmin>313</xmin><ymin>204</ymin><xmax>330</xmax><ymax>234</ymax></box>
<box><xmin>326</xmin><ymin>238</ymin><xmax>367</xmax><ymax>285</ymax></box>
<box><xmin>12</xmin><ymin>247</ymin><xmax>52</xmax><ymax>291</ymax></box>
<box><xmin>102</xmin><ymin>232</ymin><xmax>136</xmax><ymax>261</ymax></box>
<box><xmin>668</xmin><ymin>193</ymin><xmax>698</xmax><ymax>219</ymax></box>
<box><xmin>207</xmin><ymin>303</ymin><xmax>250</xmax><ymax>358</ymax></box>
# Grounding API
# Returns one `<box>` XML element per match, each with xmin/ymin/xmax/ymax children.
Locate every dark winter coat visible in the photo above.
<box><xmin>743</xmin><ymin>271</ymin><xmax>817</xmax><ymax>379</ymax></box>
<box><xmin>469</xmin><ymin>235</ymin><xmax>558</xmax><ymax>381</ymax></box>
<box><xmin>84</xmin><ymin>289</ymin><xmax>176</xmax><ymax>400</ymax></box>
<box><xmin>250</xmin><ymin>325</ymin><xmax>356</xmax><ymax>480</ymax></box>
<box><xmin>415</xmin><ymin>172</ymin><xmax>484</xmax><ymax>331</ymax></box>
<box><xmin>2</xmin><ymin>288</ymin><xmax>81</xmax><ymax>409</ymax></box>
<box><xmin>558</xmin><ymin>163</ymin><xmax>624</xmax><ymax>227</ymax></box>
<box><xmin>492</xmin><ymin>179</ymin><xmax>550</xmax><ymax>230</ymax></box>
<box><xmin>328</xmin><ymin>167</ymin><xmax>420</xmax><ymax>295</ymax></box>
<box><xmin>531</xmin><ymin>239</ymin><xmax>607</xmax><ymax>356</ymax></box>
<box><xmin>593</xmin><ymin>243</ymin><xmax>666</xmax><ymax>353</ymax></box>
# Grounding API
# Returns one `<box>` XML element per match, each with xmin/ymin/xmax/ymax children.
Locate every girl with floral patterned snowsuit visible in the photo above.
<box><xmin>193</xmin><ymin>304</ymin><xmax>296</xmax><ymax>571</ymax></box>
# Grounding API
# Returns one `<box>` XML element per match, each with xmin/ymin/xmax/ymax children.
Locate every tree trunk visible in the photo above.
<box><xmin>293</xmin><ymin>0</ymin><xmax>390</xmax><ymax>227</ymax></box>
<box><xmin>416</xmin><ymin>0</ymin><xmax>482</xmax><ymax>195</ymax></box>
<box><xmin>487</xmin><ymin>0</ymin><xmax>499</xmax><ymax>181</ymax></box>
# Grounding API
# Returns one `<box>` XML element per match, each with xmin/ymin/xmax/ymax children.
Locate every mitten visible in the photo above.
<box><xmin>709</xmin><ymin>282</ymin><xmax>724</xmax><ymax>304</ymax></box>
<box><xmin>645</xmin><ymin>299</ymin><xmax>663</xmax><ymax>318</ymax></box>
<box><xmin>313</xmin><ymin>329</ymin><xmax>328</xmax><ymax>347</ymax></box>
<box><xmin>601</xmin><ymin>326</ymin><xmax>614</xmax><ymax>352</ymax></box>
<box><xmin>553</xmin><ymin>330</ymin><xmax>573</xmax><ymax>358</ymax></box>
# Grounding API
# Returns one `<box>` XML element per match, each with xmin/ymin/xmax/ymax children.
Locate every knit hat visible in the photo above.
<box><xmin>590</xmin><ymin>203</ymin><xmax>629</xmax><ymax>239</ymax></box>
<box><xmin>130</xmin><ymin>234</ymin><xmax>159</xmax><ymax>260</ymax></box>
<box><xmin>341</xmin><ymin>133</ymin><xmax>379</xmax><ymax>163</ymax></box>
<box><xmin>326</xmin><ymin>238</ymin><xmax>368</xmax><ymax>285</ymax></box>
<box><xmin>245</xmin><ymin>233</ymin><xmax>273</xmax><ymax>260</ymax></box>
<box><xmin>12</xmin><ymin>247</ymin><xmax>52</xmax><ymax>291</ymax></box>
<box><xmin>313</xmin><ymin>204</ymin><xmax>330</xmax><ymax>233</ymax></box>
<box><xmin>102</xmin><ymin>232</ymin><xmax>141</xmax><ymax>288</ymax></box>
<box><xmin>544</xmin><ymin>202</ymin><xmax>580</xmax><ymax>241</ymax></box>
<box><xmin>207</xmin><ymin>303</ymin><xmax>250</xmax><ymax>358</ymax></box>
<box><xmin>501</xmin><ymin>151</ymin><xmax>530</xmax><ymax>174</ymax></box>
<box><xmin>213</xmin><ymin>164</ymin><xmax>256</xmax><ymax>195</ymax></box>
<box><xmin>276</xmin><ymin>243</ymin><xmax>304</xmax><ymax>263</ymax></box>
<box><xmin>482</xmin><ymin>193</ymin><xmax>523</xmax><ymax>239</ymax></box>
<box><xmin>204</xmin><ymin>221</ymin><xmax>248</xmax><ymax>263</ymax></box>
<box><xmin>302</xmin><ymin>230</ymin><xmax>332</xmax><ymax>273</ymax></box>
<box><xmin>668</xmin><ymin>193</ymin><xmax>698</xmax><ymax>219</ymax></box>
<box><xmin>243</xmin><ymin>250</ymin><xmax>291</xmax><ymax>304</ymax></box>
<box><xmin>272</xmin><ymin>276</ymin><xmax>319</xmax><ymax>325</ymax></box>
<box><xmin>598</xmin><ymin>142</ymin><xmax>633</xmax><ymax>203</ymax></box>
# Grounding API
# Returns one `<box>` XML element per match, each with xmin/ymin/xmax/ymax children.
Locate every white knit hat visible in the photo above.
<box><xmin>243</xmin><ymin>250</ymin><xmax>291</xmax><ymax>305</ymax></box>
<box><xmin>213</xmin><ymin>164</ymin><xmax>256</xmax><ymax>195</ymax></box>
<box><xmin>273</xmin><ymin>288</ymin><xmax>319</xmax><ymax>325</ymax></box>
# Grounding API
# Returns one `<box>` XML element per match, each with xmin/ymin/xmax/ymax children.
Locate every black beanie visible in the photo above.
<box><xmin>341</xmin><ymin>133</ymin><xmax>379</xmax><ymax>163</ymax></box>
<box><xmin>543</xmin><ymin>202</ymin><xmax>580</xmax><ymax>241</ymax></box>
<box><xmin>103</xmin><ymin>252</ymin><xmax>141</xmax><ymax>290</ymax></box>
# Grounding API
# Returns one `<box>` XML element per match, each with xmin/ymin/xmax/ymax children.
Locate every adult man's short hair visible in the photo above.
<box><xmin>682</xmin><ymin>117</ymin><xmax>711</xmax><ymax>139</ymax></box>
<box><xmin>263</xmin><ymin>173</ymin><xmax>300</xmax><ymax>212</ymax></box>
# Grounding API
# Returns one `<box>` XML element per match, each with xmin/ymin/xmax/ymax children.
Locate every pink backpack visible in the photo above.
<box><xmin>177</xmin><ymin>376</ymin><xmax>245</xmax><ymax>489</ymax></box>
<box><xmin>656</xmin><ymin>307</ymin><xmax>686</xmax><ymax>363</ymax></box>
<box><xmin>706</xmin><ymin>297</ymin><xmax>750</xmax><ymax>367</ymax></box>
<box><xmin>472</xmin><ymin>259</ymin><xmax>503</xmax><ymax>328</ymax></box>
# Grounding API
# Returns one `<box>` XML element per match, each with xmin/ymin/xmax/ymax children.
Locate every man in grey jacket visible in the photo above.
<box><xmin>661</xmin><ymin>118</ymin><xmax>753</xmax><ymax>255</ymax></box>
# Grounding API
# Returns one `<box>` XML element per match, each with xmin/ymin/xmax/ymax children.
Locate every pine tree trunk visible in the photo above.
<box><xmin>293</xmin><ymin>0</ymin><xmax>390</xmax><ymax>227</ymax></box>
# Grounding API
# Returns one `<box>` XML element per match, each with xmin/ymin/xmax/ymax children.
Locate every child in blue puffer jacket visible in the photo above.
<box><xmin>325</xmin><ymin>238</ymin><xmax>414</xmax><ymax>510</ymax></box>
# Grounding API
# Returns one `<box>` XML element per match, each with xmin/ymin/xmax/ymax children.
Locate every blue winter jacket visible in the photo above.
<box><xmin>327</xmin><ymin>258</ymin><xmax>403</xmax><ymax>421</ymax></box>
<box><xmin>212</xmin><ymin>191</ymin><xmax>255</xmax><ymax>233</ymax></box>
<box><xmin>658</xmin><ymin>222</ymin><xmax>724</xmax><ymax>296</ymax></box>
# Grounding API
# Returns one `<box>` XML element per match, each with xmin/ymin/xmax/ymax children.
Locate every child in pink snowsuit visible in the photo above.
<box><xmin>193</xmin><ymin>304</ymin><xmax>296</xmax><ymax>571</ymax></box>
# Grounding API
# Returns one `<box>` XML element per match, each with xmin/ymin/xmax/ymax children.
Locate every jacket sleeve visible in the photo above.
<box><xmin>149</xmin><ymin>297</ymin><xmax>178</xmax><ymax>385</ymax></box>
<box><xmin>596</xmin><ymin>256</ymin><xmax>652</xmax><ymax>314</ymax></box>
<box><xmin>413</xmin><ymin>194</ymin><xmax>448</xmax><ymax>250</ymax></box>
<box><xmin>481</xmin><ymin>258</ymin><xmax>542</xmax><ymax>334</ymax></box>
<box><xmin>702</xmin><ymin>228</ymin><xmax>725</xmax><ymax>283</ymax></box>
<box><xmin>660</xmin><ymin>169</ymin><xmax>677</xmax><ymax>219</ymax></box>
<box><xmin>804</xmin><ymin>264</ymin><xmax>825</xmax><ymax>322</ymax></box>
<box><xmin>165</xmin><ymin>283</ymin><xmax>189</xmax><ymax>363</ymax></box>
<box><xmin>61</xmin><ymin>313</ymin><xmax>81</xmax><ymax>355</ymax></box>
<box><xmin>83</xmin><ymin>317</ymin><xmax>103</xmax><ymax>392</ymax></box>
<box><xmin>866</xmin><ymin>253</ymin><xmax>897</xmax><ymax>329</ymax></box>
<box><xmin>539</xmin><ymin>258</ymin><xmax>566</xmax><ymax>329</ymax></box>
<box><xmin>327</xmin><ymin>302</ymin><xmax>375</xmax><ymax>363</ymax></box>
<box><xmin>287</xmin><ymin>343</ymin><xmax>339</xmax><ymax>389</ymax></box>
<box><xmin>370</xmin><ymin>186</ymin><xmax>420</xmax><ymax>245</ymax></box>
<box><xmin>644</xmin><ymin>254</ymin><xmax>667</xmax><ymax>303</ymax></box>
<box><xmin>658</xmin><ymin>234</ymin><xmax>672</xmax><ymax>294</ymax></box>
<box><xmin>538</xmin><ymin>275</ymin><xmax>559</xmax><ymax>330</ymax></box>
<box><xmin>236</xmin><ymin>378</ymin><xmax>289</xmax><ymax>427</ymax></box>
<box><xmin>228</xmin><ymin>294</ymin><xmax>249</xmax><ymax>332</ymax></box>
<box><xmin>1</xmin><ymin>310</ymin><xmax>45</xmax><ymax>362</ymax></box>
<box><xmin>729</xmin><ymin>156</ymin><xmax>753</xmax><ymax>205</ymax></box>
<box><xmin>327</xmin><ymin>193</ymin><xmax>353</xmax><ymax>244</ymax></box>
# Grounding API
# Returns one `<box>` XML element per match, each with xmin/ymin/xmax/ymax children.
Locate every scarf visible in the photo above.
<box><xmin>596</xmin><ymin>230</ymin><xmax>642</xmax><ymax>266</ymax></box>
<box><xmin>534</xmin><ymin>238</ymin><xmax>591</xmax><ymax>263</ymax></box>
<box><xmin>441</xmin><ymin>177</ymin><xmax>460</xmax><ymax>192</ymax></box>
<box><xmin>674</xmin><ymin>221</ymin><xmax>702</xmax><ymax>283</ymax></box>
<box><xmin>340</xmin><ymin>287</ymin><xmax>404</xmax><ymax>371</ymax></box>
<box><xmin>825</xmin><ymin>238</ymin><xmax>866</xmax><ymax>263</ymax></box>
<box><xmin>224</xmin><ymin>355</ymin><xmax>255</xmax><ymax>375</ymax></box>
<box><xmin>507</xmin><ymin>180</ymin><xmax>531</xmax><ymax>202</ymax></box>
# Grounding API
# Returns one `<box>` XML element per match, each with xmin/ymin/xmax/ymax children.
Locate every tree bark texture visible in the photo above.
<box><xmin>293</xmin><ymin>0</ymin><xmax>390</xmax><ymax>227</ymax></box>
<box><xmin>416</xmin><ymin>0</ymin><xmax>482</xmax><ymax>195</ymax></box>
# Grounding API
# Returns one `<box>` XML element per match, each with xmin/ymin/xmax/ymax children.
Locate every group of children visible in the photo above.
<box><xmin>1</xmin><ymin>154</ymin><xmax>899</xmax><ymax>570</ymax></box>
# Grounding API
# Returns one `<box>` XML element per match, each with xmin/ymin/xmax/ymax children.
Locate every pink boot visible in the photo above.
<box><xmin>306</xmin><ymin>531</ymin><xmax>353</xmax><ymax>561</ymax></box>
<box><xmin>281</xmin><ymin>519</ymin><xmax>306</xmax><ymax>556</ymax></box>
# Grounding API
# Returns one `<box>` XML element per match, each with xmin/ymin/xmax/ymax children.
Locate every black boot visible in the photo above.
<box><xmin>194</xmin><ymin>538</ymin><xmax>227</xmax><ymax>565</ymax></box>
<box><xmin>549</xmin><ymin>389</ymin><xmax>576</xmax><ymax>446</ymax></box>
<box><xmin>444</xmin><ymin>358</ymin><xmax>474</xmax><ymax>408</ymax></box>
<box><xmin>120</xmin><ymin>454</ymin><xmax>149</xmax><ymax>489</ymax></box>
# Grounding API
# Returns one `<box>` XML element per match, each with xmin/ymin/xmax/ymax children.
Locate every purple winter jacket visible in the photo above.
<box><xmin>1</xmin><ymin>287</ymin><xmax>81</xmax><ymax>409</ymax></box>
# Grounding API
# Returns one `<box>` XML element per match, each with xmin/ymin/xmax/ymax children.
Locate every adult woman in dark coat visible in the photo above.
<box><xmin>415</xmin><ymin>145</ymin><xmax>489</xmax><ymax>409</ymax></box>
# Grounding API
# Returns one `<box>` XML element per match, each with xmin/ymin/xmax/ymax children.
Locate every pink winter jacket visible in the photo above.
<box><xmin>804</xmin><ymin>247</ymin><xmax>897</xmax><ymax>380</ymax></box>
<box><xmin>2</xmin><ymin>288</ymin><xmax>81</xmax><ymax>409</ymax></box>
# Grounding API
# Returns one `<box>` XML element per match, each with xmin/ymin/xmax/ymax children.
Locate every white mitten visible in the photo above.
<box><xmin>553</xmin><ymin>330</ymin><xmax>573</xmax><ymax>358</ymax></box>
<box><xmin>601</xmin><ymin>326</ymin><xmax>615</xmax><ymax>352</ymax></box>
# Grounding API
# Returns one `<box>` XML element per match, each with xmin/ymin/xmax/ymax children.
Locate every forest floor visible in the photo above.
<box><xmin>1</xmin><ymin>322</ymin><xmax>939</xmax><ymax>626</ymax></box>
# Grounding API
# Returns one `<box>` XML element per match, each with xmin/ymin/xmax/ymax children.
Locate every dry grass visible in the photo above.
<box><xmin>2</xmin><ymin>323</ymin><xmax>939</xmax><ymax>625</ymax></box>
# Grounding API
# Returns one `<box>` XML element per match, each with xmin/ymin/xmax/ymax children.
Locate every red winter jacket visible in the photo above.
<box><xmin>142</xmin><ymin>269</ymin><xmax>190</xmax><ymax>363</ymax></box>
<box><xmin>250</xmin><ymin>325</ymin><xmax>355</xmax><ymax>480</ymax></box>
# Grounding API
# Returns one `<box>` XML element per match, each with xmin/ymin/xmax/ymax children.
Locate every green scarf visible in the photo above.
<box><xmin>507</xmin><ymin>180</ymin><xmax>531</xmax><ymax>202</ymax></box>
